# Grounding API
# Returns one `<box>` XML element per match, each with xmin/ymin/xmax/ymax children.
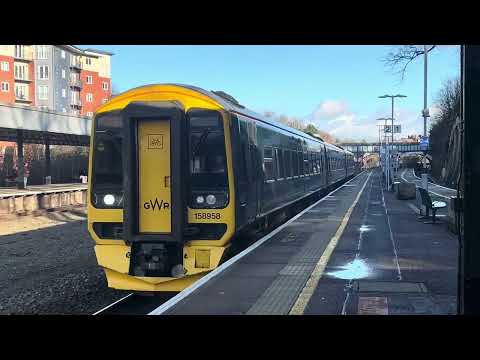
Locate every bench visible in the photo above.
<box><xmin>417</xmin><ymin>187</ymin><xmax>447</xmax><ymax>224</ymax></box>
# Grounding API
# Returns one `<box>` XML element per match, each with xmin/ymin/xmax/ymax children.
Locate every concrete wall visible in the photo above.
<box><xmin>0</xmin><ymin>189</ymin><xmax>86</xmax><ymax>215</ymax></box>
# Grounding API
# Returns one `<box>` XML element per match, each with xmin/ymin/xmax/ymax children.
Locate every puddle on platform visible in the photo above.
<box><xmin>359</xmin><ymin>225</ymin><xmax>375</xmax><ymax>233</ymax></box>
<box><xmin>327</xmin><ymin>258</ymin><xmax>371</xmax><ymax>280</ymax></box>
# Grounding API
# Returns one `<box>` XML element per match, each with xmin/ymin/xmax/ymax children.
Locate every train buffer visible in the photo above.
<box><xmin>150</xmin><ymin>168</ymin><xmax>457</xmax><ymax>315</ymax></box>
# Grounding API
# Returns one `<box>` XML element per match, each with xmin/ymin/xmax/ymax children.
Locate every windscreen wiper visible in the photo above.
<box><xmin>193</xmin><ymin>128</ymin><xmax>211</xmax><ymax>155</ymax></box>
<box><xmin>96</xmin><ymin>130</ymin><xmax>122</xmax><ymax>154</ymax></box>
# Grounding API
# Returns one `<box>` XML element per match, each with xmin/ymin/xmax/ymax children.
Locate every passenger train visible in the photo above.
<box><xmin>87</xmin><ymin>84</ymin><xmax>357</xmax><ymax>292</ymax></box>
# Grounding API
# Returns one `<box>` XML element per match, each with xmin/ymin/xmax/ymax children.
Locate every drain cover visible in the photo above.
<box><xmin>354</xmin><ymin>280</ymin><xmax>427</xmax><ymax>293</ymax></box>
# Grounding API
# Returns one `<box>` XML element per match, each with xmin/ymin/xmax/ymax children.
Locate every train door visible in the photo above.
<box><xmin>248</xmin><ymin>120</ymin><xmax>261</xmax><ymax>220</ymax></box>
<box><xmin>324</xmin><ymin>145</ymin><xmax>330</xmax><ymax>186</ymax></box>
<box><xmin>122</xmin><ymin>101</ymin><xmax>186</xmax><ymax>246</ymax></box>
<box><xmin>234</xmin><ymin>114</ymin><xmax>258</xmax><ymax>225</ymax></box>
<box><xmin>138</xmin><ymin>119</ymin><xmax>172</xmax><ymax>233</ymax></box>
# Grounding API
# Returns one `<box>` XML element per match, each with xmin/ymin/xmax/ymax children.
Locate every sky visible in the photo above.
<box><xmin>82</xmin><ymin>45</ymin><xmax>460</xmax><ymax>142</ymax></box>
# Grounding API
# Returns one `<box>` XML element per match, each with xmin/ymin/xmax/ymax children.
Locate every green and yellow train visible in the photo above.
<box><xmin>88</xmin><ymin>84</ymin><xmax>356</xmax><ymax>292</ymax></box>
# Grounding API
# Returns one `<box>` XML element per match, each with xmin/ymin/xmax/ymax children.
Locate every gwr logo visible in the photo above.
<box><xmin>144</xmin><ymin>198</ymin><xmax>170</xmax><ymax>211</ymax></box>
<box><xmin>148</xmin><ymin>134</ymin><xmax>164</xmax><ymax>149</ymax></box>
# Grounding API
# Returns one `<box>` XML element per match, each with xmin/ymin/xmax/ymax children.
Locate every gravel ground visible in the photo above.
<box><xmin>0</xmin><ymin>208</ymin><xmax>127</xmax><ymax>314</ymax></box>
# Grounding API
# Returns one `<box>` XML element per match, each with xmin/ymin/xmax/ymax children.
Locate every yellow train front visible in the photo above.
<box><xmin>88</xmin><ymin>83</ymin><xmax>356</xmax><ymax>292</ymax></box>
<box><xmin>88</xmin><ymin>84</ymin><xmax>237</xmax><ymax>291</ymax></box>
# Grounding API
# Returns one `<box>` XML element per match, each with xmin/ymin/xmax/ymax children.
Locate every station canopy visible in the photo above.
<box><xmin>0</xmin><ymin>103</ymin><xmax>91</xmax><ymax>146</ymax></box>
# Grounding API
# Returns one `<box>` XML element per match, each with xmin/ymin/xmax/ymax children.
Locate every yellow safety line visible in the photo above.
<box><xmin>289</xmin><ymin>170</ymin><xmax>373</xmax><ymax>315</ymax></box>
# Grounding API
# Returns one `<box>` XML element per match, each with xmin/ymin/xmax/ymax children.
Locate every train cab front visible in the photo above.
<box><xmin>88</xmin><ymin>94</ymin><xmax>235</xmax><ymax>292</ymax></box>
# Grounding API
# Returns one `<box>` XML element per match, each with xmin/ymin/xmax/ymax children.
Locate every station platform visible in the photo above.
<box><xmin>0</xmin><ymin>183</ymin><xmax>87</xmax><ymax>199</ymax></box>
<box><xmin>153</xmin><ymin>168</ymin><xmax>457</xmax><ymax>315</ymax></box>
<box><xmin>0</xmin><ymin>183</ymin><xmax>87</xmax><ymax>216</ymax></box>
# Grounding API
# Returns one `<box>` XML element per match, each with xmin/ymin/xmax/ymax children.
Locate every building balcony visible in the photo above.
<box><xmin>15</xmin><ymin>95</ymin><xmax>32</xmax><ymax>103</ymax></box>
<box><xmin>14</xmin><ymin>55</ymin><xmax>32</xmax><ymax>62</ymax></box>
<box><xmin>14</xmin><ymin>76</ymin><xmax>32</xmax><ymax>83</ymax></box>
<box><xmin>70</xmin><ymin>61</ymin><xmax>82</xmax><ymax>70</ymax></box>
<box><xmin>70</xmin><ymin>99</ymin><xmax>82</xmax><ymax>108</ymax></box>
<box><xmin>69</xmin><ymin>78</ymin><xmax>82</xmax><ymax>89</ymax></box>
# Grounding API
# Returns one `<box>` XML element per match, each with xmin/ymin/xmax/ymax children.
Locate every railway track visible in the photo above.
<box><xmin>92</xmin><ymin>173</ymin><xmax>362</xmax><ymax>315</ymax></box>
<box><xmin>94</xmin><ymin>292</ymin><xmax>179</xmax><ymax>315</ymax></box>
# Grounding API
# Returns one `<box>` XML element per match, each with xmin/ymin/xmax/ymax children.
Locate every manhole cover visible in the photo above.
<box><xmin>354</xmin><ymin>280</ymin><xmax>427</xmax><ymax>293</ymax></box>
<box><xmin>358</xmin><ymin>297</ymin><xmax>388</xmax><ymax>315</ymax></box>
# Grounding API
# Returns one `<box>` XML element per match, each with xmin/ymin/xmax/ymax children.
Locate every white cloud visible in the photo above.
<box><xmin>304</xmin><ymin>99</ymin><xmax>426</xmax><ymax>142</ymax></box>
<box><xmin>311</xmin><ymin>100</ymin><xmax>349</xmax><ymax>121</ymax></box>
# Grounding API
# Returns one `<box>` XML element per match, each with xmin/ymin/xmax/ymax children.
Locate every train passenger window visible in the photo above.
<box><xmin>276</xmin><ymin>148</ymin><xmax>285</xmax><ymax>179</ymax></box>
<box><xmin>292</xmin><ymin>150</ymin><xmax>298</xmax><ymax>176</ymax></box>
<box><xmin>285</xmin><ymin>150</ymin><xmax>292</xmax><ymax>178</ymax></box>
<box><xmin>310</xmin><ymin>151</ymin><xmax>316</xmax><ymax>175</ymax></box>
<box><xmin>264</xmin><ymin>146</ymin><xmax>274</xmax><ymax>181</ymax></box>
<box><xmin>303</xmin><ymin>152</ymin><xmax>309</xmax><ymax>175</ymax></box>
<box><xmin>298</xmin><ymin>151</ymin><xmax>303</xmax><ymax>176</ymax></box>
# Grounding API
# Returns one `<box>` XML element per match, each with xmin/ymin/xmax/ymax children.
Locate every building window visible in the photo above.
<box><xmin>61</xmin><ymin>50</ymin><xmax>66</xmax><ymax>59</ymax></box>
<box><xmin>86</xmin><ymin>93</ymin><xmax>93</xmax><ymax>102</ymax></box>
<box><xmin>86</xmin><ymin>75</ymin><xmax>93</xmax><ymax>84</ymax></box>
<box><xmin>1</xmin><ymin>61</ymin><xmax>9</xmax><ymax>72</ymax></box>
<box><xmin>86</xmin><ymin>112</ymin><xmax>93</xmax><ymax>117</ymax></box>
<box><xmin>38</xmin><ymin>65</ymin><xmax>49</xmax><ymax>80</ymax></box>
<box><xmin>62</xmin><ymin>108</ymin><xmax>67</xmax><ymax>113</ymax></box>
<box><xmin>14</xmin><ymin>64</ymin><xmax>28</xmax><ymax>80</ymax></box>
<box><xmin>15</xmin><ymin>84</ymin><xmax>27</xmax><ymax>100</ymax></box>
<box><xmin>36</xmin><ymin>45</ymin><xmax>48</xmax><ymax>60</ymax></box>
<box><xmin>102</xmin><ymin>98</ymin><xmax>108</xmax><ymax>104</ymax></box>
<box><xmin>1</xmin><ymin>82</ymin><xmax>9</xmax><ymax>92</ymax></box>
<box><xmin>15</xmin><ymin>45</ymin><xmax>25</xmax><ymax>59</ymax></box>
<box><xmin>62</xmin><ymin>88</ymin><xmax>66</xmax><ymax>98</ymax></box>
<box><xmin>102</xmin><ymin>81</ymin><xmax>109</xmax><ymax>91</ymax></box>
<box><xmin>61</xmin><ymin>69</ymin><xmax>66</xmax><ymax>79</ymax></box>
<box><xmin>86</xmin><ymin>57</ymin><xmax>92</xmax><ymax>65</ymax></box>
<box><xmin>38</xmin><ymin>85</ymin><xmax>48</xmax><ymax>100</ymax></box>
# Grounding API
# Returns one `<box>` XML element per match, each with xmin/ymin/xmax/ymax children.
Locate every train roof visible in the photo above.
<box><xmin>113</xmin><ymin>83</ymin><xmax>352</xmax><ymax>154</ymax></box>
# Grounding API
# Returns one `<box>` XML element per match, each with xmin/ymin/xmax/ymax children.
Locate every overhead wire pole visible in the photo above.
<box><xmin>377</xmin><ymin>117</ymin><xmax>390</xmax><ymax>190</ymax></box>
<box><xmin>379</xmin><ymin>94</ymin><xmax>407</xmax><ymax>190</ymax></box>
<box><xmin>421</xmin><ymin>45</ymin><xmax>430</xmax><ymax>171</ymax></box>
<box><xmin>423</xmin><ymin>45</ymin><xmax>429</xmax><ymax>137</ymax></box>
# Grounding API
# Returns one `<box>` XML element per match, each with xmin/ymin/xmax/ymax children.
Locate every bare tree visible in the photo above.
<box><xmin>383</xmin><ymin>45</ymin><xmax>437</xmax><ymax>80</ymax></box>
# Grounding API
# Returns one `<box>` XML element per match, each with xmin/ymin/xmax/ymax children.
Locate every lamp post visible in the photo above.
<box><xmin>377</xmin><ymin>117</ymin><xmax>391</xmax><ymax>190</ymax></box>
<box><xmin>422</xmin><ymin>45</ymin><xmax>429</xmax><ymax>137</ymax></box>
<box><xmin>379</xmin><ymin>95</ymin><xmax>407</xmax><ymax>190</ymax></box>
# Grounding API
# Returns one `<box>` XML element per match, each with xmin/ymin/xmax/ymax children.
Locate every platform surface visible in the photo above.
<box><xmin>0</xmin><ymin>183</ymin><xmax>87</xmax><ymax>199</ymax></box>
<box><xmin>162</xmin><ymin>168</ymin><xmax>457</xmax><ymax>315</ymax></box>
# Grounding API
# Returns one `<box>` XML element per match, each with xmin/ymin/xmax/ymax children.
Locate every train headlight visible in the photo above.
<box><xmin>196</xmin><ymin>195</ymin><xmax>205</xmax><ymax>204</ymax></box>
<box><xmin>103</xmin><ymin>194</ymin><xmax>116</xmax><ymax>206</ymax></box>
<box><xmin>206</xmin><ymin>194</ymin><xmax>216</xmax><ymax>205</ymax></box>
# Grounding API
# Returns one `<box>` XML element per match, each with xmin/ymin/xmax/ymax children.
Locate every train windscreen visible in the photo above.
<box><xmin>188</xmin><ymin>110</ymin><xmax>229</xmax><ymax>208</ymax></box>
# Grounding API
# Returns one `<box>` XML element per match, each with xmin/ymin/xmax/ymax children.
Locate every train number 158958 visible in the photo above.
<box><xmin>194</xmin><ymin>213</ymin><xmax>221</xmax><ymax>220</ymax></box>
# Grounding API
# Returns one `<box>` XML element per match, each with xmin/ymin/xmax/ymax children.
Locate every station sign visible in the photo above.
<box><xmin>419</xmin><ymin>136</ymin><xmax>429</xmax><ymax>151</ymax></box>
<box><xmin>383</xmin><ymin>125</ymin><xmax>401</xmax><ymax>134</ymax></box>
